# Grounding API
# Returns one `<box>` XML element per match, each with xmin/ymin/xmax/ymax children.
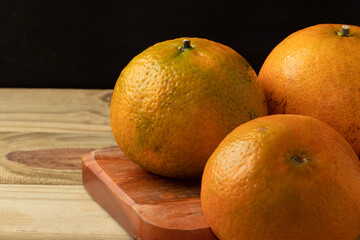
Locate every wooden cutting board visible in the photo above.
<box><xmin>82</xmin><ymin>146</ymin><xmax>218</xmax><ymax>240</ymax></box>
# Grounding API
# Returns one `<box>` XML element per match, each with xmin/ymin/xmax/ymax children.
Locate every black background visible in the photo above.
<box><xmin>1</xmin><ymin>0</ymin><xmax>360</xmax><ymax>89</ymax></box>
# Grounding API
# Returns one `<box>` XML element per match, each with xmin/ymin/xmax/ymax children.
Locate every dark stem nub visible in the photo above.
<box><xmin>338</xmin><ymin>25</ymin><xmax>351</xmax><ymax>37</ymax></box>
<box><xmin>291</xmin><ymin>155</ymin><xmax>307</xmax><ymax>165</ymax></box>
<box><xmin>180</xmin><ymin>39</ymin><xmax>193</xmax><ymax>52</ymax></box>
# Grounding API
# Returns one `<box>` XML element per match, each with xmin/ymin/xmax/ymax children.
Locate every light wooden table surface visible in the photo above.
<box><xmin>0</xmin><ymin>88</ymin><xmax>133</xmax><ymax>239</ymax></box>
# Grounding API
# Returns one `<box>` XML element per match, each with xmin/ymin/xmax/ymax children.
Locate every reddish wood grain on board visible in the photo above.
<box><xmin>82</xmin><ymin>146</ymin><xmax>218</xmax><ymax>240</ymax></box>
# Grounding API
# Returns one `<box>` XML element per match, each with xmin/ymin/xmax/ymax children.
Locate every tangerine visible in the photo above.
<box><xmin>201</xmin><ymin>114</ymin><xmax>360</xmax><ymax>240</ymax></box>
<box><xmin>110</xmin><ymin>37</ymin><xmax>267</xmax><ymax>178</ymax></box>
<box><xmin>257</xmin><ymin>24</ymin><xmax>360</xmax><ymax>155</ymax></box>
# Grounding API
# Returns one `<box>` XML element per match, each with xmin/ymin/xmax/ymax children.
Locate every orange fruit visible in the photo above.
<box><xmin>201</xmin><ymin>114</ymin><xmax>360</xmax><ymax>240</ymax></box>
<box><xmin>257</xmin><ymin>24</ymin><xmax>360</xmax><ymax>155</ymax></box>
<box><xmin>110</xmin><ymin>37</ymin><xmax>267</xmax><ymax>178</ymax></box>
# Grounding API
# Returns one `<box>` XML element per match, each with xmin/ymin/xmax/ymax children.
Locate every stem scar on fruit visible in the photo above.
<box><xmin>291</xmin><ymin>154</ymin><xmax>307</xmax><ymax>164</ymax></box>
<box><xmin>179</xmin><ymin>39</ymin><xmax>193</xmax><ymax>52</ymax></box>
<box><xmin>337</xmin><ymin>25</ymin><xmax>351</xmax><ymax>37</ymax></box>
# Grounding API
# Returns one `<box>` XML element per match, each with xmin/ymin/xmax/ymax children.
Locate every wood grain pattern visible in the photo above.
<box><xmin>0</xmin><ymin>88</ymin><xmax>113</xmax><ymax>133</ymax></box>
<box><xmin>7</xmin><ymin>148</ymin><xmax>94</xmax><ymax>169</ymax></box>
<box><xmin>83</xmin><ymin>146</ymin><xmax>217</xmax><ymax>240</ymax></box>
<box><xmin>0</xmin><ymin>132</ymin><xmax>116</xmax><ymax>184</ymax></box>
<box><xmin>0</xmin><ymin>88</ymin><xmax>117</xmax><ymax>184</ymax></box>
<box><xmin>0</xmin><ymin>184</ymin><xmax>132</xmax><ymax>240</ymax></box>
<box><xmin>0</xmin><ymin>88</ymin><xmax>131</xmax><ymax>239</ymax></box>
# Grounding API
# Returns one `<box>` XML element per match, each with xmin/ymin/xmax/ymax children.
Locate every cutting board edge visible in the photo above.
<box><xmin>82</xmin><ymin>150</ymin><xmax>135</xmax><ymax>205</ymax></box>
<box><xmin>82</xmin><ymin>151</ymin><xmax>140</xmax><ymax>238</ymax></box>
<box><xmin>81</xmin><ymin>149</ymin><xmax>218</xmax><ymax>240</ymax></box>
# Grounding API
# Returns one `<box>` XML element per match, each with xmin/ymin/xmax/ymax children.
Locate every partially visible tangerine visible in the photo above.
<box><xmin>258</xmin><ymin>24</ymin><xmax>360</xmax><ymax>155</ymax></box>
<box><xmin>201</xmin><ymin>114</ymin><xmax>360</xmax><ymax>240</ymax></box>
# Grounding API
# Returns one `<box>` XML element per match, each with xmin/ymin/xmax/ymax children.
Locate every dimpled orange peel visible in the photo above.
<box><xmin>201</xmin><ymin>114</ymin><xmax>360</xmax><ymax>240</ymax></box>
<box><xmin>258</xmin><ymin>24</ymin><xmax>360</xmax><ymax>155</ymax></box>
<box><xmin>110</xmin><ymin>37</ymin><xmax>267</xmax><ymax>178</ymax></box>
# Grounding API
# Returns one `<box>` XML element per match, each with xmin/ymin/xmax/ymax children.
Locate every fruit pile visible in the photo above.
<box><xmin>110</xmin><ymin>24</ymin><xmax>360</xmax><ymax>240</ymax></box>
